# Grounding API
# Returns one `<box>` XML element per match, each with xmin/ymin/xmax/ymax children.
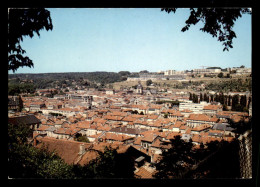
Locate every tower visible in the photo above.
<box><xmin>136</xmin><ymin>82</ymin><xmax>143</xmax><ymax>95</ymax></box>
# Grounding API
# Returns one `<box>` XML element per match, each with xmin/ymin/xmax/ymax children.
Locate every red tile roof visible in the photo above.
<box><xmin>191</xmin><ymin>124</ymin><xmax>211</xmax><ymax>132</ymax></box>
<box><xmin>135</xmin><ymin>166</ymin><xmax>156</xmax><ymax>179</ymax></box>
<box><xmin>103</xmin><ymin>115</ymin><xmax>123</xmax><ymax>121</ymax></box>
<box><xmin>166</xmin><ymin>132</ymin><xmax>181</xmax><ymax>140</ymax></box>
<box><xmin>203</xmin><ymin>105</ymin><xmax>222</xmax><ymax>110</ymax></box>
<box><xmin>35</xmin><ymin>137</ymin><xmax>92</xmax><ymax>165</ymax></box>
<box><xmin>187</xmin><ymin>114</ymin><xmax>219</xmax><ymax>122</ymax></box>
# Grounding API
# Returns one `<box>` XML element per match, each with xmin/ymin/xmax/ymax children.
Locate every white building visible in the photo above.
<box><xmin>193</xmin><ymin>67</ymin><xmax>221</xmax><ymax>74</ymax></box>
<box><xmin>179</xmin><ymin>101</ymin><xmax>209</xmax><ymax>114</ymax></box>
<box><xmin>164</xmin><ymin>70</ymin><xmax>176</xmax><ymax>75</ymax></box>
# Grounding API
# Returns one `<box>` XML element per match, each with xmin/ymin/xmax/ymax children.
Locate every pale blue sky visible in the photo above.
<box><xmin>10</xmin><ymin>8</ymin><xmax>252</xmax><ymax>74</ymax></box>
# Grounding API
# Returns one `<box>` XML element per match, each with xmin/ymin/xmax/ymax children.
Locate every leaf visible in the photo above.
<box><xmin>8</xmin><ymin>8</ymin><xmax>53</xmax><ymax>72</ymax></box>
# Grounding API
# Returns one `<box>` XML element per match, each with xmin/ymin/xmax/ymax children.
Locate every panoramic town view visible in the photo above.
<box><xmin>8</xmin><ymin>8</ymin><xmax>253</xmax><ymax>180</ymax></box>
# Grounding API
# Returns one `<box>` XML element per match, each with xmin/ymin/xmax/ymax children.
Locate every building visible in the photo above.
<box><xmin>136</xmin><ymin>82</ymin><xmax>143</xmax><ymax>95</ymax></box>
<box><xmin>105</xmin><ymin>90</ymin><xmax>115</xmax><ymax>95</ymax></box>
<box><xmin>164</xmin><ymin>70</ymin><xmax>175</xmax><ymax>75</ymax></box>
<box><xmin>66</xmin><ymin>93</ymin><xmax>93</xmax><ymax>108</ymax></box>
<box><xmin>9</xmin><ymin>114</ymin><xmax>41</xmax><ymax>131</ymax></box>
<box><xmin>186</xmin><ymin>114</ymin><xmax>219</xmax><ymax>128</ymax></box>
<box><xmin>179</xmin><ymin>101</ymin><xmax>209</xmax><ymax>114</ymax></box>
<box><xmin>193</xmin><ymin>67</ymin><xmax>221</xmax><ymax>74</ymax></box>
<box><xmin>203</xmin><ymin>104</ymin><xmax>223</xmax><ymax>116</ymax></box>
<box><xmin>8</xmin><ymin>96</ymin><xmax>22</xmax><ymax>111</ymax></box>
<box><xmin>193</xmin><ymin>69</ymin><xmax>211</xmax><ymax>74</ymax></box>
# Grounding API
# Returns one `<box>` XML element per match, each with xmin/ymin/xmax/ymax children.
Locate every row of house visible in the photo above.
<box><xmin>8</xmin><ymin>87</ymin><xmax>251</xmax><ymax>178</ymax></box>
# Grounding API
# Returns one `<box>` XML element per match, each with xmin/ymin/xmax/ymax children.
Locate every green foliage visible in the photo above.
<box><xmin>8</xmin><ymin>123</ymin><xmax>32</xmax><ymax>145</ymax></box>
<box><xmin>192</xmin><ymin>93</ymin><xmax>199</xmax><ymax>103</ymax></box>
<box><xmin>8</xmin><ymin>123</ymin><xmax>73</xmax><ymax>178</ymax></box>
<box><xmin>131</xmin><ymin>110</ymin><xmax>139</xmax><ymax>114</ymax></box>
<box><xmin>85</xmin><ymin>146</ymin><xmax>135</xmax><ymax>178</ymax></box>
<box><xmin>8</xmin><ymin>71</ymin><xmax>134</xmax><ymax>90</ymax></box>
<box><xmin>187</xmin><ymin>140</ymin><xmax>240</xmax><ymax>178</ymax></box>
<box><xmin>49</xmin><ymin>112</ymin><xmax>63</xmax><ymax>117</ymax></box>
<box><xmin>8</xmin><ymin>8</ymin><xmax>53</xmax><ymax>72</ymax></box>
<box><xmin>222</xmin><ymin>104</ymin><xmax>229</xmax><ymax>111</ymax></box>
<box><xmin>9</xmin><ymin>143</ymin><xmax>73</xmax><ymax>179</ymax></box>
<box><xmin>146</xmin><ymin>79</ymin><xmax>153</xmax><ymax>86</ymax></box>
<box><xmin>163</xmin><ymin>113</ymin><xmax>169</xmax><ymax>118</ymax></box>
<box><xmin>153</xmin><ymin>134</ymin><xmax>241</xmax><ymax>179</ymax></box>
<box><xmin>227</xmin><ymin>117</ymin><xmax>252</xmax><ymax>135</ymax></box>
<box><xmin>217</xmin><ymin>72</ymin><xmax>224</xmax><ymax>78</ymax></box>
<box><xmin>74</xmin><ymin>134</ymin><xmax>90</xmax><ymax>143</ymax></box>
<box><xmin>8</xmin><ymin>123</ymin><xmax>135</xmax><ymax>179</ymax></box>
<box><xmin>162</xmin><ymin>8</ymin><xmax>251</xmax><ymax>51</ymax></box>
<box><xmin>118</xmin><ymin>71</ymin><xmax>131</xmax><ymax>76</ymax></box>
<box><xmin>155</xmin><ymin>100</ymin><xmax>180</xmax><ymax>106</ymax></box>
<box><xmin>153</xmin><ymin>136</ymin><xmax>195</xmax><ymax>179</ymax></box>
<box><xmin>8</xmin><ymin>82</ymin><xmax>36</xmax><ymax>95</ymax></box>
<box><xmin>88</xmin><ymin>146</ymin><xmax>117</xmax><ymax>178</ymax></box>
<box><xmin>205</xmin><ymin>79</ymin><xmax>251</xmax><ymax>92</ymax></box>
<box><xmin>189</xmin><ymin>93</ymin><xmax>199</xmax><ymax>103</ymax></box>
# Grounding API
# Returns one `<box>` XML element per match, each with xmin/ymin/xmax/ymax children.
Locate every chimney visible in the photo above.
<box><xmin>33</xmin><ymin>138</ymin><xmax>37</xmax><ymax>146</ymax></box>
<box><xmin>79</xmin><ymin>144</ymin><xmax>86</xmax><ymax>155</ymax></box>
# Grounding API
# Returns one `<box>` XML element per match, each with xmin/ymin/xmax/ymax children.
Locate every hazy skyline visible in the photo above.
<box><xmin>9</xmin><ymin>8</ymin><xmax>252</xmax><ymax>74</ymax></box>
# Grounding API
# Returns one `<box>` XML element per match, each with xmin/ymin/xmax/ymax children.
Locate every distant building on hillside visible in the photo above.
<box><xmin>193</xmin><ymin>67</ymin><xmax>221</xmax><ymax>74</ymax></box>
<box><xmin>136</xmin><ymin>82</ymin><xmax>143</xmax><ymax>95</ymax></box>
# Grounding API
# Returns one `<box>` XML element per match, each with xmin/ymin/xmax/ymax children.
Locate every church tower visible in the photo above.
<box><xmin>136</xmin><ymin>81</ymin><xmax>143</xmax><ymax>95</ymax></box>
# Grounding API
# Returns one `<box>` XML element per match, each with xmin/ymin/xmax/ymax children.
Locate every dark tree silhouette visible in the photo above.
<box><xmin>153</xmin><ymin>135</ymin><xmax>195</xmax><ymax>179</ymax></box>
<box><xmin>227</xmin><ymin>117</ymin><xmax>252</xmax><ymax>136</ymax></box>
<box><xmin>8</xmin><ymin>8</ymin><xmax>53</xmax><ymax>72</ymax></box>
<box><xmin>161</xmin><ymin>8</ymin><xmax>251</xmax><ymax>51</ymax></box>
<box><xmin>8</xmin><ymin>123</ymin><xmax>73</xmax><ymax>179</ymax></box>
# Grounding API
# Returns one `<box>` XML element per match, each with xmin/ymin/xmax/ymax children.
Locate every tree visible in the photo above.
<box><xmin>8</xmin><ymin>123</ymin><xmax>73</xmax><ymax>178</ymax></box>
<box><xmin>164</xmin><ymin>113</ymin><xmax>169</xmax><ymax>118</ymax></box>
<box><xmin>189</xmin><ymin>92</ymin><xmax>193</xmax><ymax>101</ymax></box>
<box><xmin>217</xmin><ymin>72</ymin><xmax>224</xmax><ymax>78</ymax></box>
<box><xmin>231</xmin><ymin>94</ymin><xmax>240</xmax><ymax>111</ymax></box>
<box><xmin>222</xmin><ymin>104</ymin><xmax>229</xmax><ymax>111</ymax></box>
<box><xmin>8</xmin><ymin>8</ymin><xmax>53</xmax><ymax>72</ymax></box>
<box><xmin>146</xmin><ymin>79</ymin><xmax>153</xmax><ymax>86</ymax></box>
<box><xmin>153</xmin><ymin>136</ymin><xmax>195</xmax><ymax>179</ymax></box>
<box><xmin>8</xmin><ymin>123</ymin><xmax>32</xmax><ymax>145</ymax></box>
<box><xmin>85</xmin><ymin>146</ymin><xmax>135</xmax><ymax>178</ymax></box>
<box><xmin>192</xmin><ymin>93</ymin><xmax>198</xmax><ymax>103</ymax></box>
<box><xmin>18</xmin><ymin>95</ymin><xmax>24</xmax><ymax>112</ymax></box>
<box><xmin>203</xmin><ymin>93</ymin><xmax>208</xmax><ymax>102</ymax></box>
<box><xmin>226</xmin><ymin>73</ymin><xmax>231</xmax><ymax>78</ymax></box>
<box><xmin>161</xmin><ymin>8</ymin><xmax>251</xmax><ymax>51</ymax></box>
<box><xmin>74</xmin><ymin>134</ymin><xmax>90</xmax><ymax>143</ymax></box>
<box><xmin>186</xmin><ymin>140</ymin><xmax>241</xmax><ymax>179</ymax></box>
<box><xmin>227</xmin><ymin>117</ymin><xmax>252</xmax><ymax>136</ymax></box>
<box><xmin>8</xmin><ymin>122</ymin><xmax>135</xmax><ymax>179</ymax></box>
<box><xmin>200</xmin><ymin>93</ymin><xmax>203</xmax><ymax>102</ymax></box>
<box><xmin>118</xmin><ymin>71</ymin><xmax>131</xmax><ymax>76</ymax></box>
<box><xmin>240</xmin><ymin>95</ymin><xmax>247</xmax><ymax>110</ymax></box>
<box><xmin>218</xmin><ymin>92</ymin><xmax>225</xmax><ymax>104</ymax></box>
<box><xmin>140</xmin><ymin>70</ymin><xmax>149</xmax><ymax>73</ymax></box>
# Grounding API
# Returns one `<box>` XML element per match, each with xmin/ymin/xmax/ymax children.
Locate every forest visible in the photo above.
<box><xmin>8</xmin><ymin>71</ymin><xmax>132</xmax><ymax>95</ymax></box>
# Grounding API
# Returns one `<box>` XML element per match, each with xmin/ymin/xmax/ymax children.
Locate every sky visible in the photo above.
<box><xmin>10</xmin><ymin>8</ymin><xmax>252</xmax><ymax>74</ymax></box>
